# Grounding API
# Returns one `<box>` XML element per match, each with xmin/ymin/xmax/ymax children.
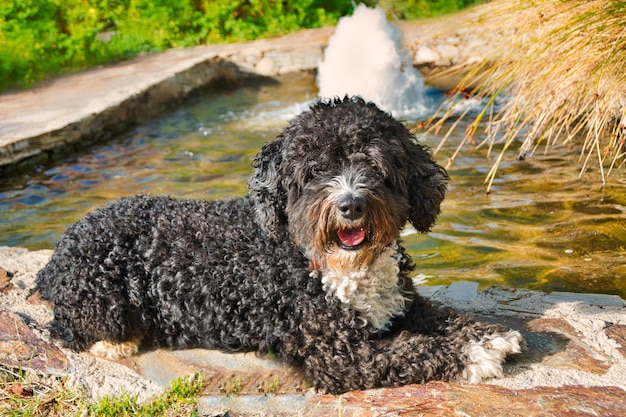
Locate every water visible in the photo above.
<box><xmin>1</xmin><ymin>72</ymin><xmax>625</xmax><ymax>298</ymax></box>
<box><xmin>317</xmin><ymin>4</ymin><xmax>430</xmax><ymax>118</ymax></box>
<box><xmin>2</xmin><ymin>4</ymin><xmax>625</xmax><ymax>298</ymax></box>
<box><xmin>0</xmin><ymin>75</ymin><xmax>316</xmax><ymax>249</ymax></box>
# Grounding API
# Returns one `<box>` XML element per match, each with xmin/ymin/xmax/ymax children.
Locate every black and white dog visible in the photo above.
<box><xmin>36</xmin><ymin>96</ymin><xmax>522</xmax><ymax>394</ymax></box>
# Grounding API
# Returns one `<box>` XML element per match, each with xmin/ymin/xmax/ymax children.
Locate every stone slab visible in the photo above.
<box><xmin>2</xmin><ymin>238</ymin><xmax>626</xmax><ymax>412</ymax></box>
<box><xmin>0</xmin><ymin>310</ymin><xmax>68</xmax><ymax>373</ymax></box>
<box><xmin>131</xmin><ymin>348</ymin><xmax>310</xmax><ymax>395</ymax></box>
<box><xmin>309</xmin><ymin>383</ymin><xmax>626</xmax><ymax>417</ymax></box>
<box><xmin>445</xmin><ymin>280</ymin><xmax>479</xmax><ymax>301</ymax></box>
<box><xmin>545</xmin><ymin>291</ymin><xmax>625</xmax><ymax>307</ymax></box>
<box><xmin>606</xmin><ymin>324</ymin><xmax>626</xmax><ymax>358</ymax></box>
<box><xmin>0</xmin><ymin>57</ymin><xmax>244</xmax><ymax>173</ymax></box>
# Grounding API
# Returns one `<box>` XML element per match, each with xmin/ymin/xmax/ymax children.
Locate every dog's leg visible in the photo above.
<box><xmin>398</xmin><ymin>299</ymin><xmax>524</xmax><ymax>382</ymax></box>
<box><xmin>299</xmin><ymin>326</ymin><xmax>523</xmax><ymax>394</ymax></box>
<box><xmin>88</xmin><ymin>337</ymin><xmax>142</xmax><ymax>360</ymax></box>
<box><xmin>460</xmin><ymin>329</ymin><xmax>524</xmax><ymax>383</ymax></box>
<box><xmin>389</xmin><ymin>299</ymin><xmax>524</xmax><ymax>384</ymax></box>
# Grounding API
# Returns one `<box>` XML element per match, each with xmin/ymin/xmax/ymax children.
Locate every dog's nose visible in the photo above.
<box><xmin>337</xmin><ymin>195</ymin><xmax>366</xmax><ymax>220</ymax></box>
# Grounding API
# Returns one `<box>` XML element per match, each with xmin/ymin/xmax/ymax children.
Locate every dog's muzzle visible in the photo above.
<box><xmin>336</xmin><ymin>195</ymin><xmax>367</xmax><ymax>250</ymax></box>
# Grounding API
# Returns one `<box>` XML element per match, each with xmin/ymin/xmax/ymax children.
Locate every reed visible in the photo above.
<box><xmin>428</xmin><ymin>0</ymin><xmax>626</xmax><ymax>192</ymax></box>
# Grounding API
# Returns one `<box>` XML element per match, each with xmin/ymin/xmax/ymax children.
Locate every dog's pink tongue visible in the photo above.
<box><xmin>338</xmin><ymin>228</ymin><xmax>366</xmax><ymax>247</ymax></box>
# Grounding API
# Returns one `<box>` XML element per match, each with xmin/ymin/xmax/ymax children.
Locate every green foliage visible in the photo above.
<box><xmin>0</xmin><ymin>0</ymin><xmax>482</xmax><ymax>91</ymax></box>
<box><xmin>88</xmin><ymin>373</ymin><xmax>204</xmax><ymax>416</ymax></box>
<box><xmin>197</xmin><ymin>0</ymin><xmax>353</xmax><ymax>43</ymax></box>
<box><xmin>378</xmin><ymin>0</ymin><xmax>484</xmax><ymax>19</ymax></box>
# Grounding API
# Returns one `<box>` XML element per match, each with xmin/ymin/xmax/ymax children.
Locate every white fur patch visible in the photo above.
<box><xmin>326</xmin><ymin>168</ymin><xmax>367</xmax><ymax>200</ymax></box>
<box><xmin>89</xmin><ymin>338</ymin><xmax>141</xmax><ymax>360</ymax></box>
<box><xmin>320</xmin><ymin>243</ymin><xmax>410</xmax><ymax>331</ymax></box>
<box><xmin>461</xmin><ymin>330</ymin><xmax>524</xmax><ymax>383</ymax></box>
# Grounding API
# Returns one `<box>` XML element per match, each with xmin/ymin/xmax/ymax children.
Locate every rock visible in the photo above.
<box><xmin>445</xmin><ymin>280</ymin><xmax>479</xmax><ymax>302</ymax></box>
<box><xmin>0</xmin><ymin>247</ymin><xmax>52</xmax><ymax>291</ymax></box>
<box><xmin>255</xmin><ymin>56</ymin><xmax>277</xmax><ymax>75</ymax></box>
<box><xmin>0</xmin><ymin>310</ymin><xmax>68</xmax><ymax>373</ymax></box>
<box><xmin>132</xmin><ymin>348</ymin><xmax>309</xmax><ymax>395</ymax></box>
<box><xmin>434</xmin><ymin>43</ymin><xmax>460</xmax><ymax>65</ymax></box>
<box><xmin>545</xmin><ymin>291</ymin><xmax>625</xmax><ymax>307</ymax></box>
<box><xmin>413</xmin><ymin>45</ymin><xmax>440</xmax><ymax>66</ymax></box>
<box><xmin>415</xmin><ymin>285</ymin><xmax>446</xmax><ymax>298</ymax></box>
<box><xmin>0</xmin><ymin>267</ymin><xmax>15</xmax><ymax>293</ymax></box>
<box><xmin>310</xmin><ymin>383</ymin><xmax>626</xmax><ymax>417</ymax></box>
<box><xmin>606</xmin><ymin>324</ymin><xmax>626</xmax><ymax>358</ymax></box>
<box><xmin>199</xmin><ymin>393</ymin><xmax>309</xmax><ymax>416</ymax></box>
<box><xmin>523</xmin><ymin>318</ymin><xmax>613</xmax><ymax>374</ymax></box>
<box><xmin>27</xmin><ymin>290</ymin><xmax>51</xmax><ymax>309</ymax></box>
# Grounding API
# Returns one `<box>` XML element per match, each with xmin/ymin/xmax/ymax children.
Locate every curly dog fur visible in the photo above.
<box><xmin>36</xmin><ymin>96</ymin><xmax>522</xmax><ymax>394</ymax></box>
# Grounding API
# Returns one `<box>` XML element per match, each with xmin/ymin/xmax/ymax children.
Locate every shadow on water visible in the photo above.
<box><xmin>1</xmin><ymin>72</ymin><xmax>625</xmax><ymax>298</ymax></box>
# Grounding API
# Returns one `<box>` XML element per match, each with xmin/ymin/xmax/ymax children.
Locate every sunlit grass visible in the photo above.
<box><xmin>0</xmin><ymin>365</ymin><xmax>204</xmax><ymax>417</ymax></box>
<box><xmin>427</xmin><ymin>0</ymin><xmax>626</xmax><ymax>192</ymax></box>
<box><xmin>88</xmin><ymin>374</ymin><xmax>203</xmax><ymax>417</ymax></box>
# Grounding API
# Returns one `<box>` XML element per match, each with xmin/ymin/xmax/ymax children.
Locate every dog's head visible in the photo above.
<box><xmin>249</xmin><ymin>96</ymin><xmax>447</xmax><ymax>271</ymax></box>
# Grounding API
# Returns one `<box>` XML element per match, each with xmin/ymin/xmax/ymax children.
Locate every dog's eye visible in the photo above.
<box><xmin>384</xmin><ymin>178</ymin><xmax>396</xmax><ymax>191</ymax></box>
<box><xmin>297</xmin><ymin>168</ymin><xmax>315</xmax><ymax>187</ymax></box>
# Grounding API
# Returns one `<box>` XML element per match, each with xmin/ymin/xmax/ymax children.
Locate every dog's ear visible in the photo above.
<box><xmin>248</xmin><ymin>137</ymin><xmax>288</xmax><ymax>236</ymax></box>
<box><xmin>405</xmin><ymin>141</ymin><xmax>448</xmax><ymax>233</ymax></box>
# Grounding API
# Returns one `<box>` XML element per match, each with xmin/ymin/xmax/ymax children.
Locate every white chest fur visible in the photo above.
<box><xmin>318</xmin><ymin>243</ymin><xmax>410</xmax><ymax>331</ymax></box>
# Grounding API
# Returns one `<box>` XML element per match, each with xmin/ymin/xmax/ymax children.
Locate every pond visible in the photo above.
<box><xmin>1</xmin><ymin>72</ymin><xmax>625</xmax><ymax>298</ymax></box>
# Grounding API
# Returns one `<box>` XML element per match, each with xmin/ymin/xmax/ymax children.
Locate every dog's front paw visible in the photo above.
<box><xmin>460</xmin><ymin>330</ymin><xmax>524</xmax><ymax>383</ymax></box>
<box><xmin>89</xmin><ymin>338</ymin><xmax>141</xmax><ymax>360</ymax></box>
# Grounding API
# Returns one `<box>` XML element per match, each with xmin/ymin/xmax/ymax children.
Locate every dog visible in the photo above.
<box><xmin>36</xmin><ymin>96</ymin><xmax>522</xmax><ymax>394</ymax></box>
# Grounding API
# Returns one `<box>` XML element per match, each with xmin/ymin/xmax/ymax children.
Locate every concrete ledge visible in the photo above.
<box><xmin>0</xmin><ymin>56</ymin><xmax>244</xmax><ymax>173</ymax></box>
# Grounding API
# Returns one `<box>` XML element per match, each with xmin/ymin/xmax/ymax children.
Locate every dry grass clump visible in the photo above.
<box><xmin>0</xmin><ymin>365</ymin><xmax>83</xmax><ymax>417</ymax></box>
<box><xmin>428</xmin><ymin>0</ymin><xmax>626</xmax><ymax>192</ymax></box>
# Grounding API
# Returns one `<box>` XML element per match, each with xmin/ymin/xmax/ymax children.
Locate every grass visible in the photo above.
<box><xmin>426</xmin><ymin>0</ymin><xmax>626</xmax><ymax>192</ymax></box>
<box><xmin>88</xmin><ymin>374</ymin><xmax>203</xmax><ymax>416</ymax></box>
<box><xmin>0</xmin><ymin>365</ymin><xmax>204</xmax><ymax>417</ymax></box>
<box><xmin>376</xmin><ymin>0</ymin><xmax>484</xmax><ymax>19</ymax></box>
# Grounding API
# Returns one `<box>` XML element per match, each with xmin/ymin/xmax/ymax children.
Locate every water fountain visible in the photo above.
<box><xmin>317</xmin><ymin>4</ymin><xmax>430</xmax><ymax>118</ymax></box>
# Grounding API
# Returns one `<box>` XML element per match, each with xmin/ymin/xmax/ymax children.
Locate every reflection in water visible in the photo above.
<box><xmin>1</xmin><ymin>73</ymin><xmax>624</xmax><ymax>298</ymax></box>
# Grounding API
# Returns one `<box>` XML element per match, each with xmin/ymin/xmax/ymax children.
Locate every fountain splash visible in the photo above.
<box><xmin>317</xmin><ymin>4</ymin><xmax>430</xmax><ymax>118</ymax></box>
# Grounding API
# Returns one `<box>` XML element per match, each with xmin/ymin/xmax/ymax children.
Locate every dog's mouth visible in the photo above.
<box><xmin>337</xmin><ymin>228</ymin><xmax>366</xmax><ymax>250</ymax></box>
